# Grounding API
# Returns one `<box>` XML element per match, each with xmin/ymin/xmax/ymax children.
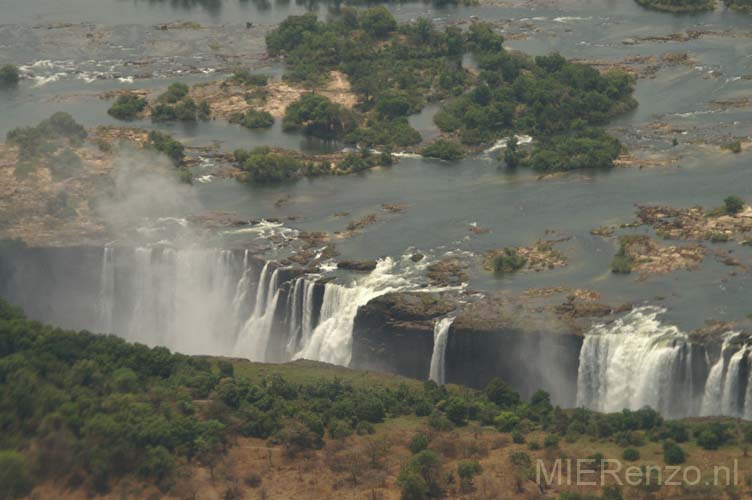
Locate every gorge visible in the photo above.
<box><xmin>2</xmin><ymin>243</ymin><xmax>750</xmax><ymax>418</ymax></box>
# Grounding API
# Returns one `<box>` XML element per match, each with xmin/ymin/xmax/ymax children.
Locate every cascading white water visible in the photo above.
<box><xmin>700</xmin><ymin>334</ymin><xmax>746</xmax><ymax>417</ymax></box>
<box><xmin>295</xmin><ymin>257</ymin><xmax>414</xmax><ymax>366</ymax></box>
<box><xmin>577</xmin><ymin>306</ymin><xmax>752</xmax><ymax>418</ymax></box>
<box><xmin>232</xmin><ymin>264</ymin><xmax>281</xmax><ymax>362</ymax></box>
<box><xmin>429</xmin><ymin>316</ymin><xmax>454</xmax><ymax>385</ymax></box>
<box><xmin>576</xmin><ymin>306</ymin><xmax>690</xmax><ymax>417</ymax></box>
<box><xmin>97</xmin><ymin>245</ymin><xmax>115</xmax><ymax>332</ymax></box>
<box><xmin>284</xmin><ymin>277</ymin><xmax>317</xmax><ymax>357</ymax></box>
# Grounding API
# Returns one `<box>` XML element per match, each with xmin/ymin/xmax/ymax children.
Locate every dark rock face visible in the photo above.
<box><xmin>337</xmin><ymin>260</ymin><xmax>378</xmax><ymax>272</ymax></box>
<box><xmin>444</xmin><ymin>323</ymin><xmax>583</xmax><ymax>407</ymax></box>
<box><xmin>352</xmin><ymin>291</ymin><xmax>585</xmax><ymax>406</ymax></box>
<box><xmin>351</xmin><ymin>292</ymin><xmax>454</xmax><ymax>379</ymax></box>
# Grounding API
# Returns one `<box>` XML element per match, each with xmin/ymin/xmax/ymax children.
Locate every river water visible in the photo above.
<box><xmin>1</xmin><ymin>0</ymin><xmax>752</xmax><ymax>412</ymax></box>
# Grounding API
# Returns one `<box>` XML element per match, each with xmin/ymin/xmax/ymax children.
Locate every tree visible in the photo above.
<box><xmin>662</xmin><ymin>441</ymin><xmax>685</xmax><ymax>465</ymax></box>
<box><xmin>0</xmin><ymin>451</ymin><xmax>32</xmax><ymax>499</ymax></box>
<box><xmin>283</xmin><ymin>93</ymin><xmax>354</xmax><ymax>139</ymax></box>
<box><xmin>420</xmin><ymin>139</ymin><xmax>464</xmax><ymax>161</ymax></box>
<box><xmin>724</xmin><ymin>196</ymin><xmax>745</xmax><ymax>215</ymax></box>
<box><xmin>360</xmin><ymin>7</ymin><xmax>396</xmax><ymax>38</ymax></box>
<box><xmin>485</xmin><ymin>377</ymin><xmax>520</xmax><ymax>409</ymax></box>
<box><xmin>107</xmin><ymin>94</ymin><xmax>147</xmax><ymax>120</ymax></box>
<box><xmin>409</xmin><ymin>433</ymin><xmax>430</xmax><ymax>454</ymax></box>
<box><xmin>457</xmin><ymin>460</ymin><xmax>482</xmax><ymax>492</ymax></box>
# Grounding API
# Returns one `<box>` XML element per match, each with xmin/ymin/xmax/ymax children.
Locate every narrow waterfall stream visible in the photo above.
<box><xmin>429</xmin><ymin>316</ymin><xmax>455</xmax><ymax>385</ymax></box>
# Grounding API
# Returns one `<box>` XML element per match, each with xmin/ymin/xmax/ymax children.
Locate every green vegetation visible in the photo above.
<box><xmin>283</xmin><ymin>93</ymin><xmax>355</xmax><ymax>139</ymax></box>
<box><xmin>146</xmin><ymin>131</ymin><xmax>185</xmax><ymax>165</ymax></box>
<box><xmin>722</xmin><ymin>139</ymin><xmax>742</xmax><ymax>153</ymax></box>
<box><xmin>635</xmin><ymin>0</ymin><xmax>715</xmax><ymax>11</ymax></box>
<box><xmin>436</xmin><ymin>24</ymin><xmax>633</xmax><ymax>169</ymax></box>
<box><xmin>724</xmin><ymin>0</ymin><xmax>752</xmax><ymax>10</ymax></box>
<box><xmin>724</xmin><ymin>195</ymin><xmax>745</xmax><ymax>215</ymax></box>
<box><xmin>228</xmin><ymin>69</ymin><xmax>269</xmax><ymax>87</ymax></box>
<box><xmin>229</xmin><ymin>108</ymin><xmax>274</xmax><ymax>129</ymax></box>
<box><xmin>267</xmin><ymin>12</ymin><xmax>471</xmax><ymax>146</ymax></box>
<box><xmin>6</xmin><ymin>112</ymin><xmax>87</xmax><ymax>160</ymax></box>
<box><xmin>622</xmin><ymin>447</ymin><xmax>640</xmax><ymax>460</ymax></box>
<box><xmin>151</xmin><ymin>82</ymin><xmax>210</xmax><ymax>122</ymax></box>
<box><xmin>490</xmin><ymin>248</ymin><xmax>527</xmax><ymax>274</ymax></box>
<box><xmin>0</xmin><ymin>64</ymin><xmax>20</xmax><ymax>86</ymax></box>
<box><xmin>235</xmin><ymin>146</ymin><xmax>305</xmax><ymax>183</ymax></box>
<box><xmin>107</xmin><ymin>93</ymin><xmax>148</xmax><ymax>121</ymax></box>
<box><xmin>420</xmin><ymin>139</ymin><xmax>464</xmax><ymax>161</ymax></box>
<box><xmin>3</xmin><ymin>300</ymin><xmax>750</xmax><ymax>497</ymax></box>
<box><xmin>662</xmin><ymin>441</ymin><xmax>686</xmax><ymax>464</ymax></box>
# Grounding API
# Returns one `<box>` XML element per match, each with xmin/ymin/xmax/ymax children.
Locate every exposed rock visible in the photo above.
<box><xmin>426</xmin><ymin>257</ymin><xmax>468</xmax><ymax>286</ymax></box>
<box><xmin>619</xmin><ymin>234</ymin><xmax>707</xmax><ymax>277</ymax></box>
<box><xmin>337</xmin><ymin>259</ymin><xmax>377</xmax><ymax>272</ymax></box>
<box><xmin>636</xmin><ymin>204</ymin><xmax>752</xmax><ymax>242</ymax></box>
<box><xmin>351</xmin><ymin>292</ymin><xmax>454</xmax><ymax>379</ymax></box>
<box><xmin>483</xmin><ymin>239</ymin><xmax>568</xmax><ymax>273</ymax></box>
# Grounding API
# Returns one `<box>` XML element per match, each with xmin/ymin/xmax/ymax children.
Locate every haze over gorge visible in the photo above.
<box><xmin>2</xmin><ymin>0</ymin><xmax>752</xmax><ymax>497</ymax></box>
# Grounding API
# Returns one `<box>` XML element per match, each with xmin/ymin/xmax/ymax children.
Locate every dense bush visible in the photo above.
<box><xmin>635</xmin><ymin>0</ymin><xmax>714</xmax><ymax>12</ymax></box>
<box><xmin>231</xmin><ymin>108</ymin><xmax>274</xmax><ymax>129</ymax></box>
<box><xmin>6</xmin><ymin>112</ymin><xmax>87</xmax><ymax>160</ymax></box>
<box><xmin>237</xmin><ymin>146</ymin><xmax>303</xmax><ymax>183</ymax></box>
<box><xmin>662</xmin><ymin>441</ymin><xmax>686</xmax><ymax>465</ymax></box>
<box><xmin>107</xmin><ymin>94</ymin><xmax>148</xmax><ymax>120</ymax></box>
<box><xmin>420</xmin><ymin>139</ymin><xmax>464</xmax><ymax>161</ymax></box>
<box><xmin>229</xmin><ymin>70</ymin><xmax>269</xmax><ymax>87</ymax></box>
<box><xmin>146</xmin><ymin>131</ymin><xmax>185</xmax><ymax>165</ymax></box>
<box><xmin>283</xmin><ymin>93</ymin><xmax>355</xmax><ymax>139</ymax></box>
<box><xmin>724</xmin><ymin>195</ymin><xmax>745</xmax><ymax>215</ymax></box>
<box><xmin>151</xmin><ymin>82</ymin><xmax>209</xmax><ymax>122</ymax></box>
<box><xmin>622</xmin><ymin>448</ymin><xmax>640</xmax><ymax>461</ymax></box>
<box><xmin>490</xmin><ymin>248</ymin><xmax>526</xmax><ymax>274</ymax></box>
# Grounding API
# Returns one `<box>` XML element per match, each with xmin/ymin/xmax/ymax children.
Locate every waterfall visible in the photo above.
<box><xmin>233</xmin><ymin>264</ymin><xmax>281</xmax><ymax>362</ymax></box>
<box><xmin>576</xmin><ymin>306</ymin><xmax>692</xmax><ymax>417</ymax></box>
<box><xmin>97</xmin><ymin>245</ymin><xmax>115</xmax><ymax>332</ymax></box>
<box><xmin>284</xmin><ymin>277</ymin><xmax>317</xmax><ymax>357</ymax></box>
<box><xmin>295</xmin><ymin>257</ymin><xmax>410</xmax><ymax>366</ymax></box>
<box><xmin>429</xmin><ymin>316</ymin><xmax>454</xmax><ymax>385</ymax></box>
<box><xmin>701</xmin><ymin>335</ymin><xmax>745</xmax><ymax>417</ymax></box>
<box><xmin>576</xmin><ymin>307</ymin><xmax>752</xmax><ymax>418</ymax></box>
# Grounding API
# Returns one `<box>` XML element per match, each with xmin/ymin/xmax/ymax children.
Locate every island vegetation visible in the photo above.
<box><xmin>107</xmin><ymin>93</ymin><xmax>147</xmax><ymax>121</ymax></box>
<box><xmin>634</xmin><ymin>0</ymin><xmax>715</xmax><ymax>11</ymax></box>
<box><xmin>267</xmin><ymin>12</ymin><xmax>636</xmax><ymax>171</ymax></box>
<box><xmin>724</xmin><ymin>0</ymin><xmax>752</xmax><ymax>10</ymax></box>
<box><xmin>1</xmin><ymin>299</ymin><xmax>751</xmax><ymax>499</ymax></box>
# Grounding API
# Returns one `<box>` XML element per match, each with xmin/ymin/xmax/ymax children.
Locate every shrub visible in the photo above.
<box><xmin>232</xmin><ymin>109</ymin><xmax>274</xmax><ymax>129</ymax></box>
<box><xmin>543</xmin><ymin>434</ymin><xmax>560</xmax><ymax>449</ymax></box>
<box><xmin>457</xmin><ymin>460</ymin><xmax>483</xmax><ymax>491</ymax></box>
<box><xmin>0</xmin><ymin>450</ymin><xmax>32</xmax><ymax>499</ymax></box>
<box><xmin>490</xmin><ymin>248</ymin><xmax>526</xmax><ymax>274</ymax></box>
<box><xmin>360</xmin><ymin>6</ymin><xmax>397</xmax><ymax>38</ymax></box>
<box><xmin>622</xmin><ymin>448</ymin><xmax>640</xmax><ymax>461</ymax></box>
<box><xmin>0</xmin><ymin>64</ymin><xmax>20</xmax><ymax>86</ymax></box>
<box><xmin>662</xmin><ymin>441</ymin><xmax>686</xmax><ymax>465</ymax></box>
<box><xmin>241</xmin><ymin>147</ymin><xmax>302</xmax><ymax>183</ymax></box>
<box><xmin>724</xmin><ymin>196</ymin><xmax>745</xmax><ymax>215</ymax></box>
<box><xmin>486</xmin><ymin>378</ymin><xmax>521</xmax><ymax>409</ymax></box>
<box><xmin>723</xmin><ymin>140</ymin><xmax>742</xmax><ymax>154</ymax></box>
<box><xmin>107</xmin><ymin>94</ymin><xmax>147</xmax><ymax>120</ymax></box>
<box><xmin>283</xmin><ymin>93</ymin><xmax>355</xmax><ymax>139</ymax></box>
<box><xmin>409</xmin><ymin>433</ymin><xmax>430</xmax><ymax>454</ymax></box>
<box><xmin>494</xmin><ymin>411</ymin><xmax>520</xmax><ymax>432</ymax></box>
<box><xmin>159</xmin><ymin>82</ymin><xmax>189</xmax><ymax>103</ymax></box>
<box><xmin>420</xmin><ymin>139</ymin><xmax>464</xmax><ymax>161</ymax></box>
<box><xmin>230</xmin><ymin>70</ymin><xmax>268</xmax><ymax>87</ymax></box>
<box><xmin>328</xmin><ymin>419</ymin><xmax>353</xmax><ymax>440</ymax></box>
<box><xmin>147</xmin><ymin>131</ymin><xmax>185</xmax><ymax>165</ymax></box>
<box><xmin>511</xmin><ymin>430</ymin><xmax>525</xmax><ymax>444</ymax></box>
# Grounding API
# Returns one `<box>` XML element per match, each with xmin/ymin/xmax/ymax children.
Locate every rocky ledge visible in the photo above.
<box><xmin>351</xmin><ymin>288</ymin><xmax>628</xmax><ymax>406</ymax></box>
